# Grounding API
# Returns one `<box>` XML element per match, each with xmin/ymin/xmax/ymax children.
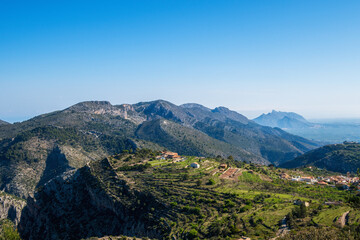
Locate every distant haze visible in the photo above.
<box><xmin>1</xmin><ymin>1</ymin><xmax>360</xmax><ymax>122</ymax></box>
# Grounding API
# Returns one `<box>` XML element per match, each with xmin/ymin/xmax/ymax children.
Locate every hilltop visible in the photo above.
<box><xmin>0</xmin><ymin>100</ymin><xmax>319</xmax><ymax>198</ymax></box>
<box><xmin>280</xmin><ymin>142</ymin><xmax>360</xmax><ymax>174</ymax></box>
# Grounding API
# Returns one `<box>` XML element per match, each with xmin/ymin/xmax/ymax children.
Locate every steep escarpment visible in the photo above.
<box><xmin>18</xmin><ymin>158</ymin><xmax>170</xmax><ymax>240</ymax></box>
<box><xmin>0</xmin><ymin>191</ymin><xmax>26</xmax><ymax>226</ymax></box>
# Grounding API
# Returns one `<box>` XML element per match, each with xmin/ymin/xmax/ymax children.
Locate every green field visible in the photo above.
<box><xmin>98</xmin><ymin>150</ymin><xmax>360</xmax><ymax>239</ymax></box>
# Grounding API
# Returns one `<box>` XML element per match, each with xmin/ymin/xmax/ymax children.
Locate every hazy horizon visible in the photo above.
<box><xmin>1</xmin><ymin>1</ymin><xmax>359</xmax><ymax>122</ymax></box>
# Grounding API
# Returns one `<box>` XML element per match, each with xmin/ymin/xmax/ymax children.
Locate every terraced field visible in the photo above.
<box><xmin>99</xmin><ymin>150</ymin><xmax>360</xmax><ymax>239</ymax></box>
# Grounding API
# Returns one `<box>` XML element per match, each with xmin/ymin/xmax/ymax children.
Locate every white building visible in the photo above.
<box><xmin>190</xmin><ymin>162</ymin><xmax>200</xmax><ymax>168</ymax></box>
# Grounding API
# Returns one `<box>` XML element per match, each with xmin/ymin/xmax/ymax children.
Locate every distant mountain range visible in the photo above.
<box><xmin>0</xmin><ymin>100</ymin><xmax>319</xmax><ymax>198</ymax></box>
<box><xmin>253</xmin><ymin>111</ymin><xmax>360</xmax><ymax>143</ymax></box>
<box><xmin>280</xmin><ymin>142</ymin><xmax>360</xmax><ymax>174</ymax></box>
<box><xmin>253</xmin><ymin>110</ymin><xmax>313</xmax><ymax>129</ymax></box>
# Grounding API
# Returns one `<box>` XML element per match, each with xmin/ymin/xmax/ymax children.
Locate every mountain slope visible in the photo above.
<box><xmin>135</xmin><ymin>118</ymin><xmax>266</xmax><ymax>164</ymax></box>
<box><xmin>180</xmin><ymin>104</ymin><xmax>319</xmax><ymax>165</ymax></box>
<box><xmin>0</xmin><ymin>101</ymin><xmax>138</xmax><ymax>139</ymax></box>
<box><xmin>0</xmin><ymin>120</ymin><xmax>9</xmax><ymax>126</ymax></box>
<box><xmin>280</xmin><ymin>142</ymin><xmax>360</xmax><ymax>173</ymax></box>
<box><xmin>0</xmin><ymin>125</ymin><xmax>137</xmax><ymax>198</ymax></box>
<box><xmin>0</xmin><ymin>100</ymin><xmax>317</xmax><ymax>166</ymax></box>
<box><xmin>0</xmin><ymin>100</ymin><xmax>320</xmax><ymax>198</ymax></box>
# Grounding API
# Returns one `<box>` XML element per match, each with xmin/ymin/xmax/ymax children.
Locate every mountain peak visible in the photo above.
<box><xmin>212</xmin><ymin>106</ymin><xmax>230</xmax><ymax>112</ymax></box>
<box><xmin>64</xmin><ymin>101</ymin><xmax>128</xmax><ymax>116</ymax></box>
<box><xmin>180</xmin><ymin>103</ymin><xmax>211</xmax><ymax>111</ymax></box>
<box><xmin>211</xmin><ymin>106</ymin><xmax>249</xmax><ymax>124</ymax></box>
<box><xmin>68</xmin><ymin>101</ymin><xmax>112</xmax><ymax>110</ymax></box>
<box><xmin>253</xmin><ymin>110</ymin><xmax>310</xmax><ymax>128</ymax></box>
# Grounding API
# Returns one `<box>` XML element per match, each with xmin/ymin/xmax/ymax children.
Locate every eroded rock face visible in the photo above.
<box><xmin>18</xmin><ymin>159</ymin><xmax>168</xmax><ymax>240</ymax></box>
<box><xmin>0</xmin><ymin>192</ymin><xmax>26</xmax><ymax>225</ymax></box>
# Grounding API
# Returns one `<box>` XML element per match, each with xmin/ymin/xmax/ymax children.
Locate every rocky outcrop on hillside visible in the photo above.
<box><xmin>18</xmin><ymin>159</ymin><xmax>169</xmax><ymax>240</ymax></box>
<box><xmin>0</xmin><ymin>132</ymin><xmax>108</xmax><ymax>198</ymax></box>
<box><xmin>0</xmin><ymin>191</ymin><xmax>26</xmax><ymax>225</ymax></box>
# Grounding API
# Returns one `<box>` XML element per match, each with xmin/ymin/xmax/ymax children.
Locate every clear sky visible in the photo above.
<box><xmin>1</xmin><ymin>0</ymin><xmax>360</xmax><ymax>122</ymax></box>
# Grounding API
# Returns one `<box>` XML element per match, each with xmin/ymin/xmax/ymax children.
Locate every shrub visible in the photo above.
<box><xmin>187</xmin><ymin>229</ymin><xmax>198</xmax><ymax>239</ymax></box>
<box><xmin>207</xmin><ymin>179</ymin><xmax>216</xmax><ymax>185</ymax></box>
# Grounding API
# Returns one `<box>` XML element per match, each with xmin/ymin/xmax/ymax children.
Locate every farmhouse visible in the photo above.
<box><xmin>158</xmin><ymin>151</ymin><xmax>180</xmax><ymax>160</ymax></box>
<box><xmin>190</xmin><ymin>162</ymin><xmax>200</xmax><ymax>168</ymax></box>
<box><xmin>219</xmin><ymin>163</ymin><xmax>228</xmax><ymax>171</ymax></box>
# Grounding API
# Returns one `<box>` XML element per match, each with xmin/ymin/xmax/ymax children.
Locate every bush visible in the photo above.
<box><xmin>187</xmin><ymin>229</ymin><xmax>198</xmax><ymax>239</ymax></box>
<box><xmin>0</xmin><ymin>220</ymin><xmax>21</xmax><ymax>240</ymax></box>
<box><xmin>207</xmin><ymin>179</ymin><xmax>216</xmax><ymax>185</ymax></box>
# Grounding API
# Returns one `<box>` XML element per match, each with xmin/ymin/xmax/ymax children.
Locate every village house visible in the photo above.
<box><xmin>157</xmin><ymin>151</ymin><xmax>181</xmax><ymax>160</ymax></box>
<box><xmin>291</xmin><ymin>175</ymin><xmax>302</xmax><ymax>181</ymax></box>
<box><xmin>219</xmin><ymin>163</ymin><xmax>228</xmax><ymax>171</ymax></box>
<box><xmin>300</xmin><ymin>176</ymin><xmax>317</xmax><ymax>183</ymax></box>
<box><xmin>317</xmin><ymin>181</ymin><xmax>328</xmax><ymax>185</ymax></box>
<box><xmin>293</xmin><ymin>199</ymin><xmax>310</xmax><ymax>207</ymax></box>
<box><xmin>190</xmin><ymin>162</ymin><xmax>200</xmax><ymax>168</ymax></box>
<box><xmin>279</xmin><ymin>172</ymin><xmax>290</xmax><ymax>179</ymax></box>
<box><xmin>165</xmin><ymin>152</ymin><xmax>180</xmax><ymax>159</ymax></box>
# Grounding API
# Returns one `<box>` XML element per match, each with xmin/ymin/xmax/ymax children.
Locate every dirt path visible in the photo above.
<box><xmin>270</xmin><ymin>217</ymin><xmax>290</xmax><ymax>240</ymax></box>
<box><xmin>336</xmin><ymin>211</ymin><xmax>349</xmax><ymax>228</ymax></box>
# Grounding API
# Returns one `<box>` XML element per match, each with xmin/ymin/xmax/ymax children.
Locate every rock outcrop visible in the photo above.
<box><xmin>0</xmin><ymin>191</ymin><xmax>26</xmax><ymax>225</ymax></box>
<box><xmin>18</xmin><ymin>159</ymin><xmax>169</xmax><ymax>240</ymax></box>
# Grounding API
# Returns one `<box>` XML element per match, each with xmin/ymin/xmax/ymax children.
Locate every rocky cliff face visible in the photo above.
<box><xmin>18</xmin><ymin>159</ymin><xmax>169</xmax><ymax>240</ymax></box>
<box><xmin>0</xmin><ymin>191</ymin><xmax>26</xmax><ymax>226</ymax></box>
<box><xmin>0</xmin><ymin>132</ymin><xmax>107</xmax><ymax>199</ymax></box>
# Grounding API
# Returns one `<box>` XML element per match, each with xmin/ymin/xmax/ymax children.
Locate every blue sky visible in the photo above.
<box><xmin>1</xmin><ymin>0</ymin><xmax>360</xmax><ymax>122</ymax></box>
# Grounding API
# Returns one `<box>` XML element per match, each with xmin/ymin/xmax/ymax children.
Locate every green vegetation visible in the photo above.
<box><xmin>313</xmin><ymin>206</ymin><xmax>351</xmax><ymax>226</ymax></box>
<box><xmin>281</xmin><ymin>142</ymin><xmax>360</xmax><ymax>174</ymax></box>
<box><xmin>0</xmin><ymin>219</ymin><xmax>21</xmax><ymax>240</ymax></box>
<box><xmin>238</xmin><ymin>171</ymin><xmax>262</xmax><ymax>183</ymax></box>
<box><xmin>92</xmin><ymin>150</ymin><xmax>360</xmax><ymax>239</ymax></box>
